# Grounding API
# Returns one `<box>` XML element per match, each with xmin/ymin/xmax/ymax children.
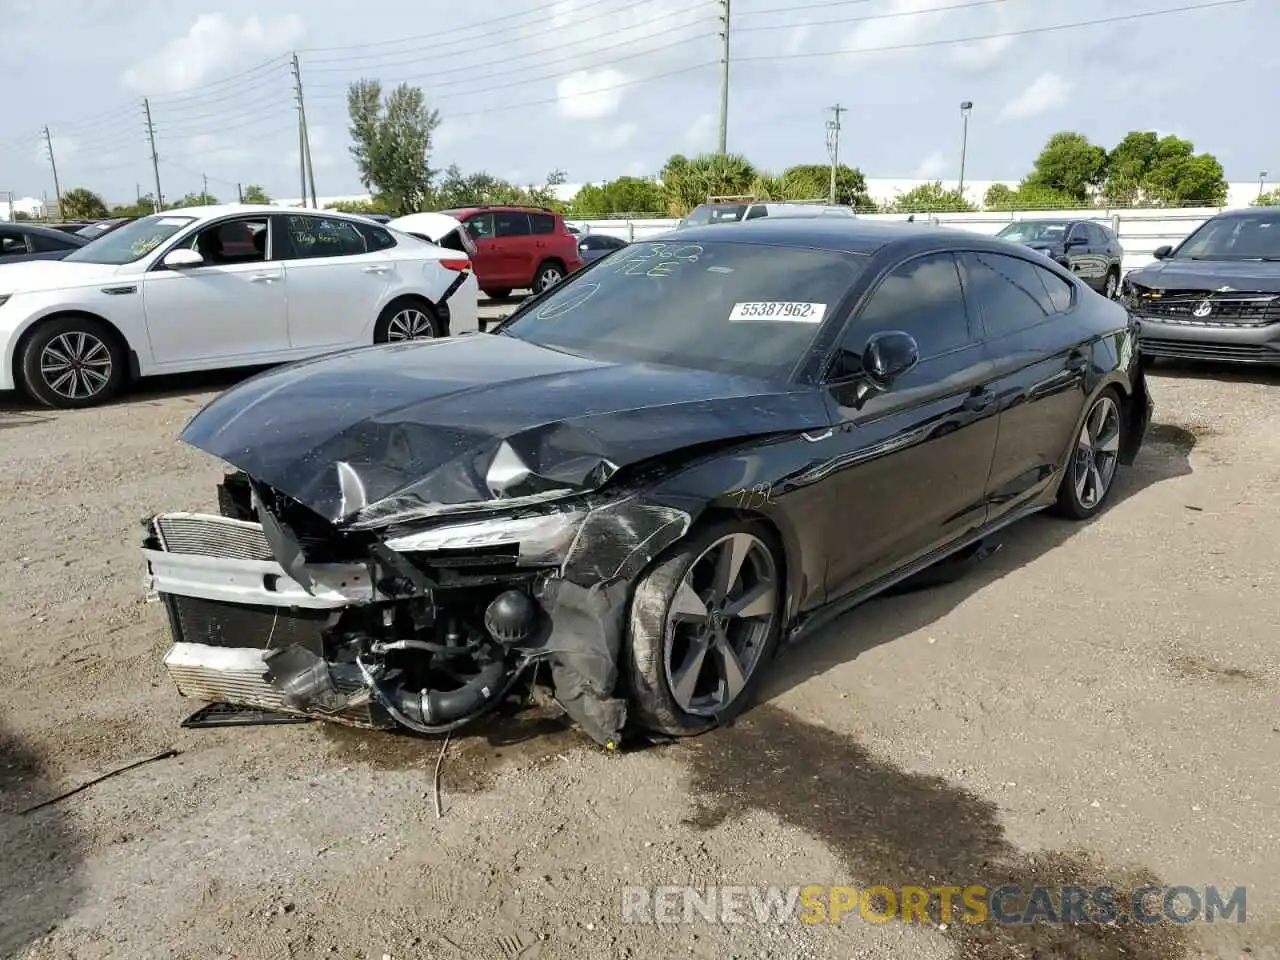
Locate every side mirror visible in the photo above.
<box><xmin>1153</xmin><ymin>244</ymin><xmax>1173</xmax><ymax>260</ymax></box>
<box><xmin>862</xmin><ymin>331</ymin><xmax>919</xmax><ymax>391</ymax></box>
<box><xmin>163</xmin><ymin>248</ymin><xmax>204</xmax><ymax>268</ymax></box>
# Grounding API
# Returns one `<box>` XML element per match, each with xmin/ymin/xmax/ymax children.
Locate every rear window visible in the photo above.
<box><xmin>681</xmin><ymin>204</ymin><xmax>747</xmax><ymax>227</ymax></box>
<box><xmin>358</xmin><ymin>224</ymin><xmax>397</xmax><ymax>250</ymax></box>
<box><xmin>530</xmin><ymin>213</ymin><xmax>556</xmax><ymax>235</ymax></box>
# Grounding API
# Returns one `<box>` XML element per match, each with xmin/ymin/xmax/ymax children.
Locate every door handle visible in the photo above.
<box><xmin>1066</xmin><ymin>349</ymin><xmax>1089</xmax><ymax>372</ymax></box>
<box><xmin>962</xmin><ymin>388</ymin><xmax>994</xmax><ymax>412</ymax></box>
<box><xmin>249</xmin><ymin>273</ymin><xmax>278</xmax><ymax>282</ymax></box>
<box><xmin>362</xmin><ymin>265</ymin><xmax>391</xmax><ymax>274</ymax></box>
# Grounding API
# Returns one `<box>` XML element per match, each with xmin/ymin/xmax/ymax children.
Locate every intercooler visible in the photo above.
<box><xmin>145</xmin><ymin>512</ymin><xmax>389</xmax><ymax>727</ymax></box>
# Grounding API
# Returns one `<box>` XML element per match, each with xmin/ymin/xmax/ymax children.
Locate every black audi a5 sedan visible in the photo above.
<box><xmin>995</xmin><ymin>219</ymin><xmax>1125</xmax><ymax>298</ymax></box>
<box><xmin>141</xmin><ymin>219</ymin><xmax>1153</xmax><ymax>749</ymax></box>
<box><xmin>1122</xmin><ymin>207</ymin><xmax>1280</xmax><ymax>366</ymax></box>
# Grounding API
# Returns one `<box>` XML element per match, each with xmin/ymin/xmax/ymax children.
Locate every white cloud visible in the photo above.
<box><xmin>32</xmin><ymin>134</ymin><xmax>77</xmax><ymax>165</ymax></box>
<box><xmin>998</xmin><ymin>72</ymin><xmax>1074</xmax><ymax>121</ymax></box>
<box><xmin>593</xmin><ymin>123</ymin><xmax>638</xmax><ymax>151</ymax></box>
<box><xmin>121</xmin><ymin>14</ymin><xmax>305</xmax><ymax>95</ymax></box>
<box><xmin>913</xmin><ymin>151</ymin><xmax>947</xmax><ymax>179</ymax></box>
<box><xmin>842</xmin><ymin>0</ymin><xmax>957</xmax><ymax>62</ymax></box>
<box><xmin>433</xmin><ymin>119</ymin><xmax>470</xmax><ymax>152</ymax></box>
<box><xmin>182</xmin><ymin>134</ymin><xmax>251</xmax><ymax>166</ymax></box>
<box><xmin>556</xmin><ymin>68</ymin><xmax>629</xmax><ymax>121</ymax></box>
<box><xmin>623</xmin><ymin>160</ymin><xmax>652</xmax><ymax>177</ymax></box>
<box><xmin>950</xmin><ymin>33</ymin><xmax>1015</xmax><ymax>69</ymax></box>
<box><xmin>683</xmin><ymin>113</ymin><xmax>717</xmax><ymax>153</ymax></box>
<box><xmin>284</xmin><ymin>124</ymin><xmax>338</xmax><ymax>173</ymax></box>
<box><xmin>783</xmin><ymin>24</ymin><xmax>811</xmax><ymax>57</ymax></box>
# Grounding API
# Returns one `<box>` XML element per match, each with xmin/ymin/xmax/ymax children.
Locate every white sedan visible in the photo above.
<box><xmin>0</xmin><ymin>204</ymin><xmax>480</xmax><ymax>408</ymax></box>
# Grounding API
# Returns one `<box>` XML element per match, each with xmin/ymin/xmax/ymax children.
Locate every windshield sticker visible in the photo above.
<box><xmin>729</xmin><ymin>301</ymin><xmax>827</xmax><ymax>323</ymax></box>
<box><xmin>535</xmin><ymin>281</ymin><xmax>600</xmax><ymax>319</ymax></box>
<box><xmin>156</xmin><ymin>218</ymin><xmax>190</xmax><ymax>226</ymax></box>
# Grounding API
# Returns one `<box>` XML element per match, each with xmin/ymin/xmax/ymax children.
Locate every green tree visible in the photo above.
<box><xmin>241</xmin><ymin>184</ymin><xmax>271</xmax><ymax>204</ymax></box>
<box><xmin>60</xmin><ymin>187</ymin><xmax>109</xmax><ymax>219</ymax></box>
<box><xmin>13</xmin><ymin>210</ymin><xmax>31</xmax><ymax>221</ymax></box>
<box><xmin>1253</xmin><ymin>188</ymin><xmax>1280</xmax><ymax>207</ymax></box>
<box><xmin>889</xmin><ymin>180</ymin><xmax>975</xmax><ymax>213</ymax></box>
<box><xmin>658</xmin><ymin>152</ymin><xmax>757</xmax><ymax>216</ymax></box>
<box><xmin>1024</xmin><ymin>132</ymin><xmax>1108</xmax><ymax>203</ymax></box>
<box><xmin>430</xmin><ymin>165</ymin><xmax>565</xmax><ymax>210</ymax></box>
<box><xmin>174</xmin><ymin>191</ymin><xmax>218</xmax><ymax>207</ymax></box>
<box><xmin>347</xmin><ymin>78</ymin><xmax>441</xmax><ymax>216</ymax></box>
<box><xmin>568</xmin><ymin>176</ymin><xmax>665</xmax><ymax>218</ymax></box>
<box><xmin>109</xmin><ymin>195</ymin><xmax>160</xmax><ymax>217</ymax></box>
<box><xmin>1104</xmin><ymin>131</ymin><xmax>1227</xmax><ymax>207</ymax></box>
<box><xmin>983</xmin><ymin>180</ymin><xmax>1082</xmax><ymax>211</ymax></box>
<box><xmin>778</xmin><ymin>164</ymin><xmax>874</xmax><ymax>209</ymax></box>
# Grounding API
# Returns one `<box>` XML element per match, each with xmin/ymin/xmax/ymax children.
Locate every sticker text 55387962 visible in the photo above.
<box><xmin>729</xmin><ymin>301</ymin><xmax>827</xmax><ymax>324</ymax></box>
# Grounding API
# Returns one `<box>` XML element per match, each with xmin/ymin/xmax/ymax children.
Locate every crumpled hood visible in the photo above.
<box><xmin>1127</xmin><ymin>258</ymin><xmax>1280</xmax><ymax>292</ymax></box>
<box><xmin>181</xmin><ymin>334</ymin><xmax>828</xmax><ymax>527</ymax></box>
<box><xmin>0</xmin><ymin>259</ymin><xmax>121</xmax><ymax>294</ymax></box>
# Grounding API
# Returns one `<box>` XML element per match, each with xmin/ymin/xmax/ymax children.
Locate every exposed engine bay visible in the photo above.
<box><xmin>143</xmin><ymin>470</ymin><xmax>693</xmax><ymax>748</ymax></box>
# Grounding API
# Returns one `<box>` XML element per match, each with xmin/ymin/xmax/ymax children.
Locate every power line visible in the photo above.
<box><xmin>146</xmin><ymin>54</ymin><xmax>294</xmax><ymax>106</ymax></box>
<box><xmin>734</xmin><ymin>0</ymin><xmax>1013</xmax><ymax>34</ymax></box>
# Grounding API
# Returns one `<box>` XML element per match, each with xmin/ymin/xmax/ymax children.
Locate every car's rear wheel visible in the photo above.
<box><xmin>19</xmin><ymin>316</ymin><xmax>126</xmax><ymax>409</ymax></box>
<box><xmin>627</xmin><ymin>519</ymin><xmax>784</xmax><ymax>736</ymax></box>
<box><xmin>1103</xmin><ymin>268</ymin><xmax>1120</xmax><ymax>299</ymax></box>
<box><xmin>482</xmin><ymin>288</ymin><xmax>511</xmax><ymax>299</ymax></box>
<box><xmin>1052</xmin><ymin>388</ymin><xmax>1124</xmax><ymax>520</ymax></box>
<box><xmin>532</xmin><ymin>261</ymin><xmax>564</xmax><ymax>294</ymax></box>
<box><xmin>373</xmin><ymin>297</ymin><xmax>440</xmax><ymax>343</ymax></box>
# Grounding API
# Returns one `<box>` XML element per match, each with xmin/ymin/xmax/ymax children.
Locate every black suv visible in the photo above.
<box><xmin>995</xmin><ymin>219</ymin><xmax>1125</xmax><ymax>299</ymax></box>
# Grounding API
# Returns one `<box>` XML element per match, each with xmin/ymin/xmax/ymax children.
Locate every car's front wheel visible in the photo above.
<box><xmin>532</xmin><ymin>262</ymin><xmax>564</xmax><ymax>294</ymax></box>
<box><xmin>19</xmin><ymin>315</ymin><xmax>126</xmax><ymax>409</ymax></box>
<box><xmin>627</xmin><ymin>519</ymin><xmax>784</xmax><ymax>736</ymax></box>
<box><xmin>1052</xmin><ymin>388</ymin><xmax>1125</xmax><ymax>520</ymax></box>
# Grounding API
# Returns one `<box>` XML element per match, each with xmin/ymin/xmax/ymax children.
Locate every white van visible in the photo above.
<box><xmin>677</xmin><ymin>201</ymin><xmax>855</xmax><ymax>229</ymax></box>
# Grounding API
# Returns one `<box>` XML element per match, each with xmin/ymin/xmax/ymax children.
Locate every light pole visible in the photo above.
<box><xmin>1259</xmin><ymin>171</ymin><xmax>1269</xmax><ymax>200</ymax></box>
<box><xmin>958</xmin><ymin>101</ymin><xmax>973</xmax><ymax>201</ymax></box>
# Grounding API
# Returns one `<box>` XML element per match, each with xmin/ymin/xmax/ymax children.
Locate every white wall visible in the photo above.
<box><xmin>578</xmin><ymin>206</ymin><xmax>1229</xmax><ymax>276</ymax></box>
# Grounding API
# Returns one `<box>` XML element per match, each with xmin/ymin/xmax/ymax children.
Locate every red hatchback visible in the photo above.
<box><xmin>441</xmin><ymin>205</ymin><xmax>583</xmax><ymax>298</ymax></box>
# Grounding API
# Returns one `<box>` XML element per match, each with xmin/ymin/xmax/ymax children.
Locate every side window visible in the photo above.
<box><xmin>529</xmin><ymin>213</ymin><xmax>556</xmax><ymax>235</ymax></box>
<box><xmin>29</xmin><ymin>232</ymin><xmax>77</xmax><ymax>253</ymax></box>
<box><xmin>188</xmin><ymin>217</ymin><xmax>269</xmax><ymax>264</ymax></box>
<box><xmin>464</xmin><ymin>214</ymin><xmax>494</xmax><ymax>240</ymax></box>
<box><xmin>961</xmin><ymin>252</ymin><xmax>1052</xmax><ymax>337</ymax></box>
<box><xmin>494</xmin><ymin>212</ymin><xmax>531</xmax><ymax>238</ymax></box>
<box><xmin>282</xmin><ymin>216</ymin><xmax>367</xmax><ymax>260</ymax></box>
<box><xmin>1088</xmin><ymin>223</ymin><xmax>1109</xmax><ymax>246</ymax></box>
<box><xmin>1034</xmin><ymin>264</ymin><xmax>1074</xmax><ymax>314</ymax></box>
<box><xmin>842</xmin><ymin>252</ymin><xmax>971</xmax><ymax>362</ymax></box>
<box><xmin>0</xmin><ymin>230</ymin><xmax>29</xmax><ymax>256</ymax></box>
<box><xmin>1067</xmin><ymin>222</ymin><xmax>1090</xmax><ymax>244</ymax></box>
<box><xmin>744</xmin><ymin>205</ymin><xmax>769</xmax><ymax>220</ymax></box>
<box><xmin>358</xmin><ymin>224</ymin><xmax>397</xmax><ymax>251</ymax></box>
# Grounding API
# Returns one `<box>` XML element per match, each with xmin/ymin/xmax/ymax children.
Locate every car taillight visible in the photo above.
<box><xmin>439</xmin><ymin>259</ymin><xmax>471</xmax><ymax>272</ymax></box>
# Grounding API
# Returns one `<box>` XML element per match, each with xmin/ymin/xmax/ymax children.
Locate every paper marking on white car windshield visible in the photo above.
<box><xmin>728</xmin><ymin>301</ymin><xmax>827</xmax><ymax>323</ymax></box>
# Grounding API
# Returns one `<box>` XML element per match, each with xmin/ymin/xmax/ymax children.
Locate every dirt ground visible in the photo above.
<box><xmin>1</xmin><ymin>360</ymin><xmax>1278</xmax><ymax>960</ymax></box>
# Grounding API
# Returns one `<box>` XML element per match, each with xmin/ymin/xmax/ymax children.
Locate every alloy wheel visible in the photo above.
<box><xmin>39</xmin><ymin>332</ymin><xmax>113</xmax><ymax>402</ymax></box>
<box><xmin>386</xmin><ymin>308</ymin><xmax>434</xmax><ymax>340</ymax></box>
<box><xmin>1073</xmin><ymin>394</ymin><xmax>1121</xmax><ymax>509</ymax></box>
<box><xmin>663</xmin><ymin>532</ymin><xmax>779</xmax><ymax>717</ymax></box>
<box><xmin>536</xmin><ymin>267</ymin><xmax>563</xmax><ymax>292</ymax></box>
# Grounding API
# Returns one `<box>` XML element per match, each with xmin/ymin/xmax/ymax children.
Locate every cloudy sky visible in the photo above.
<box><xmin>1</xmin><ymin>0</ymin><xmax>1271</xmax><ymax>204</ymax></box>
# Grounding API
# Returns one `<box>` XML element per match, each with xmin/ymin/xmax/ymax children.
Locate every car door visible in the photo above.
<box><xmin>274</xmin><ymin>213</ymin><xmax>395</xmax><ymax>350</ymax></box>
<box><xmin>462</xmin><ymin>213</ymin><xmax>507</xmax><ymax>288</ymax></box>
<box><xmin>142</xmin><ymin>214</ymin><xmax>290</xmax><ymax>366</ymax></box>
<box><xmin>1093</xmin><ymin>223</ymin><xmax>1122</xmax><ymax>278</ymax></box>
<box><xmin>959</xmin><ymin>250</ymin><xmax>1089</xmax><ymax>524</ymax></box>
<box><xmin>819</xmin><ymin>251</ymin><xmax>1001</xmax><ymax>601</ymax></box>
<box><xmin>492</xmin><ymin>210</ymin><xmax>537</xmax><ymax>287</ymax></box>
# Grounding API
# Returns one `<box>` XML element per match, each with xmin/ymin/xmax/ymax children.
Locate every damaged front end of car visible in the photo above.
<box><xmin>142</xmin><ymin>464</ymin><xmax>693</xmax><ymax>749</ymax></box>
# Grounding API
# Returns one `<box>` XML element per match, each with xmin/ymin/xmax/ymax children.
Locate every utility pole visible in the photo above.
<box><xmin>202</xmin><ymin>173</ymin><xmax>209</xmax><ymax>201</ymax></box>
<box><xmin>143</xmin><ymin>98</ymin><xmax>163</xmax><ymax>212</ymax></box>
<box><xmin>1259</xmin><ymin>171</ymin><xmax>1269</xmax><ymax>200</ymax></box>
<box><xmin>292</xmin><ymin>53</ymin><xmax>318</xmax><ymax>207</ymax></box>
<box><xmin>41</xmin><ymin>127</ymin><xmax>63</xmax><ymax>218</ymax></box>
<box><xmin>825</xmin><ymin>105</ymin><xmax>846</xmax><ymax>205</ymax></box>
<box><xmin>958</xmin><ymin>100</ymin><xmax>973</xmax><ymax>201</ymax></box>
<box><xmin>717</xmin><ymin>0</ymin><xmax>731</xmax><ymax>155</ymax></box>
<box><xmin>237</xmin><ymin>182</ymin><xmax>244</xmax><ymax>203</ymax></box>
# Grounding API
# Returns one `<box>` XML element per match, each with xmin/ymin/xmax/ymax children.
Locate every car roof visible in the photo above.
<box><xmin>664</xmin><ymin>217</ymin><xmax>1002</xmax><ymax>257</ymax></box>
<box><xmin>8</xmin><ymin>222</ymin><xmax>89</xmax><ymax>243</ymax></box>
<box><xmin>1208</xmin><ymin>206</ymin><xmax>1280</xmax><ymax>219</ymax></box>
<box><xmin>441</xmin><ymin>205</ymin><xmax>558</xmax><ymax>215</ymax></box>
<box><xmin>156</xmin><ymin>203</ymin><xmax>376</xmax><ymax>223</ymax></box>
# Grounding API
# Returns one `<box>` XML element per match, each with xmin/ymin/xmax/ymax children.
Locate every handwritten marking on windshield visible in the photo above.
<box><xmin>614</xmin><ymin>242</ymin><xmax>703</xmax><ymax>278</ymax></box>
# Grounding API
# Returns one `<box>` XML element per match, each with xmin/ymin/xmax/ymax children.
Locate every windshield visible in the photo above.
<box><xmin>1175</xmin><ymin>212</ymin><xmax>1280</xmax><ymax>260</ymax></box>
<box><xmin>679</xmin><ymin>204</ymin><xmax>747</xmax><ymax>228</ymax></box>
<box><xmin>996</xmin><ymin>221</ymin><xmax>1069</xmax><ymax>244</ymax></box>
<box><xmin>63</xmin><ymin>214</ymin><xmax>196</xmax><ymax>265</ymax></box>
<box><xmin>498</xmin><ymin>239</ymin><xmax>865</xmax><ymax>379</ymax></box>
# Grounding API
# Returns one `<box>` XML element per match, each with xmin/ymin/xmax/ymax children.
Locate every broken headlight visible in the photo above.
<box><xmin>381</xmin><ymin>508</ymin><xmax>587</xmax><ymax>566</ymax></box>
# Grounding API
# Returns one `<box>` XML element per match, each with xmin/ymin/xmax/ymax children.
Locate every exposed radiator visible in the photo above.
<box><xmin>155</xmin><ymin>513</ymin><xmax>272</xmax><ymax>561</ymax></box>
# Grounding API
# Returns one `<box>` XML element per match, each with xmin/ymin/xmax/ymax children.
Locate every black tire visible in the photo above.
<box><xmin>1103</xmin><ymin>267</ymin><xmax>1120</xmax><ymax>299</ymax></box>
<box><xmin>1051</xmin><ymin>387</ymin><xmax>1125</xmax><ymax>521</ymax></box>
<box><xmin>19</xmin><ymin>315</ymin><xmax>126</xmax><ymax>409</ymax></box>
<box><xmin>482</xmin><ymin>288</ymin><xmax>511</xmax><ymax>300</ymax></box>
<box><xmin>531</xmin><ymin>261</ymin><xmax>565</xmax><ymax>294</ymax></box>
<box><xmin>372</xmin><ymin>297</ymin><xmax>441</xmax><ymax>343</ymax></box>
<box><xmin>626</xmin><ymin>518</ymin><xmax>785</xmax><ymax>737</ymax></box>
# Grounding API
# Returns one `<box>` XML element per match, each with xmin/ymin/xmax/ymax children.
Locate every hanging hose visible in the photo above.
<box><xmin>355</xmin><ymin>654</ymin><xmax>530</xmax><ymax>736</ymax></box>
